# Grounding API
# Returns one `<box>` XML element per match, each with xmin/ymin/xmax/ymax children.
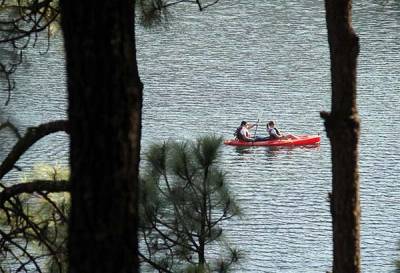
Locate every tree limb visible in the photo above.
<box><xmin>1</xmin><ymin>0</ymin><xmax>60</xmax><ymax>100</ymax></box>
<box><xmin>138</xmin><ymin>251</ymin><xmax>174</xmax><ymax>273</ymax></box>
<box><xmin>163</xmin><ymin>0</ymin><xmax>220</xmax><ymax>10</ymax></box>
<box><xmin>0</xmin><ymin>179</ymin><xmax>69</xmax><ymax>207</ymax></box>
<box><xmin>0</xmin><ymin>120</ymin><xmax>69</xmax><ymax>180</ymax></box>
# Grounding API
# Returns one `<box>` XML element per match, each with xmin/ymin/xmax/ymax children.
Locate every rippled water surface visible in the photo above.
<box><xmin>1</xmin><ymin>0</ymin><xmax>400</xmax><ymax>272</ymax></box>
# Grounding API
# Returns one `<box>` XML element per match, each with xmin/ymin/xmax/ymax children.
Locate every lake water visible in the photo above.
<box><xmin>1</xmin><ymin>0</ymin><xmax>399</xmax><ymax>272</ymax></box>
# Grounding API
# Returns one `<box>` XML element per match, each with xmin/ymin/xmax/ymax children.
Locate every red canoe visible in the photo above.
<box><xmin>223</xmin><ymin>135</ymin><xmax>321</xmax><ymax>147</ymax></box>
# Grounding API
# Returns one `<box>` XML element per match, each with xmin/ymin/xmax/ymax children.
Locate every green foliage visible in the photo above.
<box><xmin>136</xmin><ymin>0</ymin><xmax>221</xmax><ymax>28</ymax></box>
<box><xmin>21</xmin><ymin>163</ymin><xmax>69</xmax><ymax>182</ymax></box>
<box><xmin>0</xmin><ymin>164</ymin><xmax>69</xmax><ymax>273</ymax></box>
<box><xmin>0</xmin><ymin>0</ymin><xmax>61</xmax><ymax>36</ymax></box>
<box><xmin>193</xmin><ymin>135</ymin><xmax>221</xmax><ymax>168</ymax></box>
<box><xmin>1</xmin><ymin>137</ymin><xmax>241</xmax><ymax>273</ymax></box>
<box><xmin>140</xmin><ymin>135</ymin><xmax>241</xmax><ymax>273</ymax></box>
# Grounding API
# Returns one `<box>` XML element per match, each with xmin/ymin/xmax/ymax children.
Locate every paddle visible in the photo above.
<box><xmin>253</xmin><ymin>117</ymin><xmax>260</xmax><ymax>139</ymax></box>
<box><xmin>254</xmin><ymin>114</ymin><xmax>260</xmax><ymax>139</ymax></box>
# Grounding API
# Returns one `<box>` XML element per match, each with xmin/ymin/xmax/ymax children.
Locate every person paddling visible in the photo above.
<box><xmin>266</xmin><ymin>121</ymin><xmax>298</xmax><ymax>140</ymax></box>
<box><xmin>235</xmin><ymin>121</ymin><xmax>269</xmax><ymax>142</ymax></box>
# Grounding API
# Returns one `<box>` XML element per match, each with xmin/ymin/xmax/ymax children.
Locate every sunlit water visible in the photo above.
<box><xmin>1</xmin><ymin>0</ymin><xmax>399</xmax><ymax>272</ymax></box>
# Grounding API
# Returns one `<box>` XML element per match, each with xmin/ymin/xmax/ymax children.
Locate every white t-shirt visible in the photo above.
<box><xmin>240</xmin><ymin>127</ymin><xmax>251</xmax><ymax>138</ymax></box>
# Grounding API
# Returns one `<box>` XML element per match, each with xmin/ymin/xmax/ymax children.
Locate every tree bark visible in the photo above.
<box><xmin>60</xmin><ymin>1</ymin><xmax>142</xmax><ymax>273</ymax></box>
<box><xmin>322</xmin><ymin>1</ymin><xmax>360</xmax><ymax>273</ymax></box>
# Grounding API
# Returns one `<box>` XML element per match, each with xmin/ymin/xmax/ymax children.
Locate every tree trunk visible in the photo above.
<box><xmin>322</xmin><ymin>1</ymin><xmax>360</xmax><ymax>273</ymax></box>
<box><xmin>60</xmin><ymin>1</ymin><xmax>142</xmax><ymax>272</ymax></box>
<box><xmin>199</xmin><ymin>184</ymin><xmax>206</xmax><ymax>266</ymax></box>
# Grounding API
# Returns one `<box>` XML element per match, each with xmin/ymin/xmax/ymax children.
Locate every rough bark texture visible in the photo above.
<box><xmin>60</xmin><ymin>1</ymin><xmax>142</xmax><ymax>273</ymax></box>
<box><xmin>322</xmin><ymin>1</ymin><xmax>361</xmax><ymax>273</ymax></box>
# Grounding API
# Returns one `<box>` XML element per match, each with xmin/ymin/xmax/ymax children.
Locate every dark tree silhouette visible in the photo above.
<box><xmin>321</xmin><ymin>0</ymin><xmax>361</xmax><ymax>272</ymax></box>
<box><xmin>0</xmin><ymin>120</ymin><xmax>69</xmax><ymax>273</ymax></box>
<box><xmin>1</xmin><ymin>1</ymin><xmax>222</xmax><ymax>272</ymax></box>
<box><xmin>0</xmin><ymin>0</ymin><xmax>218</xmax><ymax>104</ymax></box>
<box><xmin>139</xmin><ymin>136</ymin><xmax>241</xmax><ymax>273</ymax></box>
<box><xmin>60</xmin><ymin>0</ymin><xmax>143</xmax><ymax>272</ymax></box>
<box><xmin>0</xmin><ymin>0</ymin><xmax>59</xmax><ymax>104</ymax></box>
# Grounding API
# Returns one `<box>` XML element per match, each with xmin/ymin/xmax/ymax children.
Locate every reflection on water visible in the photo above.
<box><xmin>234</xmin><ymin>144</ymin><xmax>321</xmax><ymax>156</ymax></box>
<box><xmin>1</xmin><ymin>0</ymin><xmax>399</xmax><ymax>272</ymax></box>
<box><xmin>139</xmin><ymin>0</ymin><xmax>400</xmax><ymax>271</ymax></box>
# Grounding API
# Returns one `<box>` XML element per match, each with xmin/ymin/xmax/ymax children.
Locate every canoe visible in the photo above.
<box><xmin>223</xmin><ymin>135</ymin><xmax>321</xmax><ymax>147</ymax></box>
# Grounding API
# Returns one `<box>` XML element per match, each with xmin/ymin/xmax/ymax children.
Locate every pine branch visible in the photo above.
<box><xmin>0</xmin><ymin>179</ymin><xmax>69</xmax><ymax>207</ymax></box>
<box><xmin>138</xmin><ymin>251</ymin><xmax>174</xmax><ymax>273</ymax></box>
<box><xmin>0</xmin><ymin>225</ymin><xmax>43</xmax><ymax>273</ymax></box>
<box><xmin>0</xmin><ymin>120</ymin><xmax>69</xmax><ymax>180</ymax></box>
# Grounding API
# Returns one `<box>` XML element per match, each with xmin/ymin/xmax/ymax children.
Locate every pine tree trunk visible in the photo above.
<box><xmin>199</xmin><ymin>180</ymin><xmax>207</xmax><ymax>266</ymax></box>
<box><xmin>60</xmin><ymin>1</ymin><xmax>142</xmax><ymax>272</ymax></box>
<box><xmin>322</xmin><ymin>1</ymin><xmax>361</xmax><ymax>273</ymax></box>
